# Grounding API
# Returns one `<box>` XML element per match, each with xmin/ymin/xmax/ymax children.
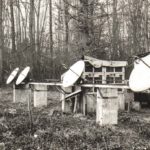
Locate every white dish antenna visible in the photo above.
<box><xmin>16</xmin><ymin>66</ymin><xmax>30</xmax><ymax>85</ymax></box>
<box><xmin>62</xmin><ymin>60</ymin><xmax>85</xmax><ymax>87</ymax></box>
<box><xmin>129</xmin><ymin>54</ymin><xmax>150</xmax><ymax>92</ymax></box>
<box><xmin>6</xmin><ymin>67</ymin><xmax>20</xmax><ymax>84</ymax></box>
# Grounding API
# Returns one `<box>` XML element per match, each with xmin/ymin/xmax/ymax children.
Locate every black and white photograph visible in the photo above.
<box><xmin>0</xmin><ymin>0</ymin><xmax>150</xmax><ymax>149</ymax></box>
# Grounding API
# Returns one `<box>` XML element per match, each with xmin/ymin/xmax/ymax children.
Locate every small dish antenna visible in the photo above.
<box><xmin>16</xmin><ymin>66</ymin><xmax>30</xmax><ymax>85</ymax></box>
<box><xmin>62</xmin><ymin>60</ymin><xmax>85</xmax><ymax>87</ymax></box>
<box><xmin>6</xmin><ymin>67</ymin><xmax>20</xmax><ymax>84</ymax></box>
<box><xmin>129</xmin><ymin>54</ymin><xmax>150</xmax><ymax>92</ymax></box>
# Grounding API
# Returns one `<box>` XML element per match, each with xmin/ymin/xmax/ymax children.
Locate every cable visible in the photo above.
<box><xmin>132</xmin><ymin>55</ymin><xmax>150</xmax><ymax>69</ymax></box>
<box><xmin>62</xmin><ymin>63</ymin><xmax>80</xmax><ymax>78</ymax></box>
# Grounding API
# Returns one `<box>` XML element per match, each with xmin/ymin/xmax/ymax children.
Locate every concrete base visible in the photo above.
<box><xmin>96</xmin><ymin>88</ymin><xmax>118</xmax><ymax>125</ymax></box>
<box><xmin>13</xmin><ymin>84</ymin><xmax>31</xmax><ymax>103</ymax></box>
<box><xmin>124</xmin><ymin>90</ymin><xmax>134</xmax><ymax>112</ymax></box>
<box><xmin>132</xmin><ymin>101</ymin><xmax>141</xmax><ymax>111</ymax></box>
<box><xmin>61</xmin><ymin>87</ymin><xmax>72</xmax><ymax>113</ymax></box>
<box><xmin>61</xmin><ymin>86</ymin><xmax>88</xmax><ymax>114</ymax></box>
<box><xmin>82</xmin><ymin>90</ymin><xmax>96</xmax><ymax>114</ymax></box>
<box><xmin>33</xmin><ymin>84</ymin><xmax>47</xmax><ymax>107</ymax></box>
<box><xmin>118</xmin><ymin>89</ymin><xmax>125</xmax><ymax>110</ymax></box>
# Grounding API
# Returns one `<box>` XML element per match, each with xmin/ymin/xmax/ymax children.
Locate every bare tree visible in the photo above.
<box><xmin>29</xmin><ymin>0</ymin><xmax>35</xmax><ymax>48</ymax></box>
<box><xmin>144</xmin><ymin>0</ymin><xmax>149</xmax><ymax>52</ymax></box>
<box><xmin>49</xmin><ymin>0</ymin><xmax>54</xmax><ymax>78</ymax></box>
<box><xmin>1</xmin><ymin>0</ymin><xmax>150</xmax><ymax>81</ymax></box>
<box><xmin>0</xmin><ymin>0</ymin><xmax>3</xmax><ymax>82</ymax></box>
<box><xmin>16</xmin><ymin>0</ymin><xmax>22</xmax><ymax>45</ymax></box>
<box><xmin>36</xmin><ymin>0</ymin><xmax>42</xmax><ymax>54</ymax></box>
<box><xmin>112</xmin><ymin>0</ymin><xmax>119</xmax><ymax>59</ymax></box>
<box><xmin>63</xmin><ymin>0</ymin><xmax>69</xmax><ymax>62</ymax></box>
<box><xmin>10</xmin><ymin>0</ymin><xmax>16</xmax><ymax>53</ymax></box>
<box><xmin>29</xmin><ymin>0</ymin><xmax>36</xmax><ymax>77</ymax></box>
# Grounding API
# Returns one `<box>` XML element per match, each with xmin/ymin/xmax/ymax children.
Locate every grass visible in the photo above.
<box><xmin>0</xmin><ymin>88</ymin><xmax>150</xmax><ymax>149</ymax></box>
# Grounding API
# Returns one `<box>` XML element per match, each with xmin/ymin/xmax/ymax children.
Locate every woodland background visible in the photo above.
<box><xmin>0</xmin><ymin>0</ymin><xmax>149</xmax><ymax>83</ymax></box>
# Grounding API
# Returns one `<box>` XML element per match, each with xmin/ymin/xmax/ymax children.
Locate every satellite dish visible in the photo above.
<box><xmin>6</xmin><ymin>67</ymin><xmax>19</xmax><ymax>84</ymax></box>
<box><xmin>16</xmin><ymin>66</ymin><xmax>30</xmax><ymax>85</ymax></box>
<box><xmin>62</xmin><ymin>60</ymin><xmax>85</xmax><ymax>87</ymax></box>
<box><xmin>129</xmin><ymin>54</ymin><xmax>150</xmax><ymax>92</ymax></box>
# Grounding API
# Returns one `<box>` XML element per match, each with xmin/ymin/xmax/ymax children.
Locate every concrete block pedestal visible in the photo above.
<box><xmin>61</xmin><ymin>87</ymin><xmax>73</xmax><ymax>113</ymax></box>
<box><xmin>13</xmin><ymin>84</ymin><xmax>31</xmax><ymax>103</ymax></box>
<box><xmin>33</xmin><ymin>84</ymin><xmax>48</xmax><ymax>107</ymax></box>
<box><xmin>96</xmin><ymin>88</ymin><xmax>118</xmax><ymax>125</ymax></box>
<box><xmin>118</xmin><ymin>89</ymin><xmax>125</xmax><ymax>110</ymax></box>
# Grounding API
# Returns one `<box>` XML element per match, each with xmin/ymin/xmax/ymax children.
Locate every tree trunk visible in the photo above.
<box><xmin>144</xmin><ymin>0</ymin><xmax>149</xmax><ymax>52</ymax></box>
<box><xmin>10</xmin><ymin>0</ymin><xmax>16</xmax><ymax>53</ymax></box>
<box><xmin>112</xmin><ymin>0</ymin><xmax>119</xmax><ymax>60</ymax></box>
<box><xmin>63</xmin><ymin>0</ymin><xmax>69</xmax><ymax>63</ymax></box>
<box><xmin>29</xmin><ymin>0</ymin><xmax>36</xmax><ymax>78</ymax></box>
<box><xmin>29</xmin><ymin>0</ymin><xmax>35</xmax><ymax>47</ymax></box>
<box><xmin>36</xmin><ymin>0</ymin><xmax>41</xmax><ymax>54</ymax></box>
<box><xmin>36</xmin><ymin>0</ymin><xmax>42</xmax><ymax>79</ymax></box>
<box><xmin>0</xmin><ymin>0</ymin><xmax>3</xmax><ymax>83</ymax></box>
<box><xmin>49</xmin><ymin>0</ymin><xmax>54</xmax><ymax>78</ymax></box>
<box><xmin>16</xmin><ymin>0</ymin><xmax>22</xmax><ymax>45</ymax></box>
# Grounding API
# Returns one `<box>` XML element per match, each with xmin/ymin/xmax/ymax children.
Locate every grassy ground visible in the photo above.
<box><xmin>0</xmin><ymin>88</ymin><xmax>150</xmax><ymax>150</ymax></box>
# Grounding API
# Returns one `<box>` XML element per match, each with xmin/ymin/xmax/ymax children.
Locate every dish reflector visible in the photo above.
<box><xmin>62</xmin><ymin>60</ymin><xmax>85</xmax><ymax>87</ymax></box>
<box><xmin>16</xmin><ymin>66</ymin><xmax>30</xmax><ymax>85</ymax></box>
<box><xmin>129</xmin><ymin>54</ymin><xmax>150</xmax><ymax>92</ymax></box>
<box><xmin>6</xmin><ymin>67</ymin><xmax>19</xmax><ymax>84</ymax></box>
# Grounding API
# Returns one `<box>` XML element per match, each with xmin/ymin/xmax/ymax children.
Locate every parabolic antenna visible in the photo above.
<box><xmin>62</xmin><ymin>60</ymin><xmax>85</xmax><ymax>87</ymax></box>
<box><xmin>129</xmin><ymin>54</ymin><xmax>150</xmax><ymax>92</ymax></box>
<box><xmin>16</xmin><ymin>66</ymin><xmax>30</xmax><ymax>85</ymax></box>
<box><xmin>6</xmin><ymin>67</ymin><xmax>19</xmax><ymax>84</ymax></box>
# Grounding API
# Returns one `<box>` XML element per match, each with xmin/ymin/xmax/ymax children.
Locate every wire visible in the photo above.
<box><xmin>62</xmin><ymin>63</ymin><xmax>80</xmax><ymax>78</ymax></box>
<box><xmin>132</xmin><ymin>55</ymin><xmax>150</xmax><ymax>69</ymax></box>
